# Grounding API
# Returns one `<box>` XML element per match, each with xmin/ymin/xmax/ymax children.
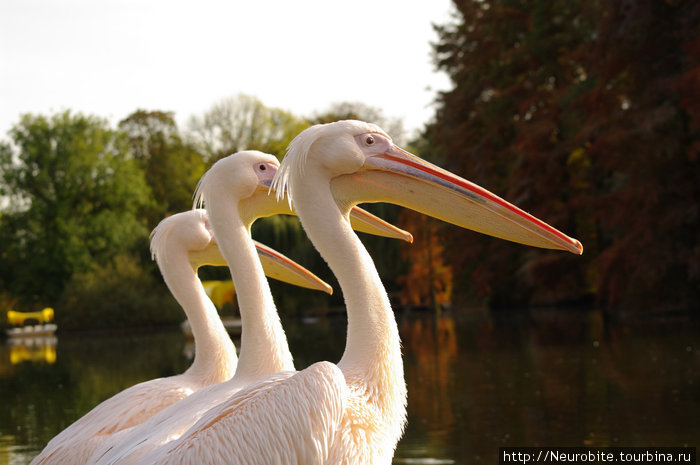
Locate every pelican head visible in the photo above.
<box><xmin>194</xmin><ymin>150</ymin><xmax>281</xmax><ymax>224</ymax></box>
<box><xmin>150</xmin><ymin>209</ymin><xmax>218</xmax><ymax>267</ymax></box>
<box><xmin>274</xmin><ymin>121</ymin><xmax>384</xmax><ymax>203</ymax></box>
<box><xmin>273</xmin><ymin>120</ymin><xmax>582</xmax><ymax>254</ymax></box>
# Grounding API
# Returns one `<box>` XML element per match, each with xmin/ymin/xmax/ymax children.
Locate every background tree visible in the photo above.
<box><xmin>429</xmin><ymin>0</ymin><xmax>699</xmax><ymax>311</ymax></box>
<box><xmin>60</xmin><ymin>254</ymin><xmax>182</xmax><ymax>329</ymax></box>
<box><xmin>0</xmin><ymin>111</ymin><xmax>153</xmax><ymax>306</ymax></box>
<box><xmin>119</xmin><ymin>110</ymin><xmax>206</xmax><ymax>228</ymax></box>
<box><xmin>187</xmin><ymin>94</ymin><xmax>309</xmax><ymax>161</ymax></box>
<box><xmin>573</xmin><ymin>0</ymin><xmax>700</xmax><ymax>311</ymax></box>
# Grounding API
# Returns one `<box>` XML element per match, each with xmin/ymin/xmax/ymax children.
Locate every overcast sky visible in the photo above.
<box><xmin>0</xmin><ymin>0</ymin><xmax>454</xmax><ymax>141</ymax></box>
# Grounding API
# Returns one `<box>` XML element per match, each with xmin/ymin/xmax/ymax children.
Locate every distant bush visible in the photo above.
<box><xmin>59</xmin><ymin>254</ymin><xmax>181</xmax><ymax>330</ymax></box>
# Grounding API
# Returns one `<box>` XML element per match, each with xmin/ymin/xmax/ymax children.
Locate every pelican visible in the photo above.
<box><xmin>120</xmin><ymin>121</ymin><xmax>581</xmax><ymax>465</ymax></box>
<box><xmin>87</xmin><ymin>151</ymin><xmax>412</xmax><ymax>465</ymax></box>
<box><xmin>29</xmin><ymin>207</ymin><xmax>336</xmax><ymax>465</ymax></box>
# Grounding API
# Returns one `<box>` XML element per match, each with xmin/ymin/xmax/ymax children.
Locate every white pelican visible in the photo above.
<box><xmin>30</xmin><ymin>207</ymin><xmax>334</xmax><ymax>465</ymax></box>
<box><xmin>120</xmin><ymin>121</ymin><xmax>581</xmax><ymax>465</ymax></box>
<box><xmin>87</xmin><ymin>151</ymin><xmax>411</xmax><ymax>465</ymax></box>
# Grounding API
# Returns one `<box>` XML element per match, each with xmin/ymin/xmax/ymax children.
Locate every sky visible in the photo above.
<box><xmin>0</xmin><ymin>0</ymin><xmax>454</xmax><ymax>141</ymax></box>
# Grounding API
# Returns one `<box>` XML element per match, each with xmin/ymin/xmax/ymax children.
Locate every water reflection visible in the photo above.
<box><xmin>0</xmin><ymin>330</ymin><xmax>190</xmax><ymax>465</ymax></box>
<box><xmin>395</xmin><ymin>309</ymin><xmax>699</xmax><ymax>464</ymax></box>
<box><xmin>6</xmin><ymin>338</ymin><xmax>57</xmax><ymax>365</ymax></box>
<box><xmin>0</xmin><ymin>309</ymin><xmax>697</xmax><ymax>465</ymax></box>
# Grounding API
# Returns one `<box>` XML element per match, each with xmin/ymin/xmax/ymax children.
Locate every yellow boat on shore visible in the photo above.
<box><xmin>5</xmin><ymin>308</ymin><xmax>57</xmax><ymax>338</ymax></box>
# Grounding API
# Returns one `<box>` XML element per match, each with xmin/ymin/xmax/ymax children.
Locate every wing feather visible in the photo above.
<box><xmin>89</xmin><ymin>375</ymin><xmax>267</xmax><ymax>465</ymax></box>
<box><xmin>138</xmin><ymin>362</ymin><xmax>347</xmax><ymax>465</ymax></box>
<box><xmin>31</xmin><ymin>375</ymin><xmax>195</xmax><ymax>465</ymax></box>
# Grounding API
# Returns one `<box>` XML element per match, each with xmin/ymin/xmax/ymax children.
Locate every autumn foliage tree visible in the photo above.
<box><xmin>428</xmin><ymin>0</ymin><xmax>699</xmax><ymax>312</ymax></box>
<box><xmin>397</xmin><ymin>211</ymin><xmax>453</xmax><ymax>310</ymax></box>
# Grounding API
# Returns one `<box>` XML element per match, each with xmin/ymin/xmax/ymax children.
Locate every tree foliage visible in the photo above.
<box><xmin>0</xmin><ymin>112</ymin><xmax>153</xmax><ymax>305</ymax></box>
<box><xmin>396</xmin><ymin>212</ymin><xmax>453</xmax><ymax>309</ymax></box>
<box><xmin>119</xmin><ymin>110</ymin><xmax>206</xmax><ymax>227</ymax></box>
<box><xmin>187</xmin><ymin>94</ymin><xmax>309</xmax><ymax>161</ymax></box>
<box><xmin>59</xmin><ymin>254</ymin><xmax>181</xmax><ymax>329</ymax></box>
<box><xmin>429</xmin><ymin>0</ymin><xmax>700</xmax><ymax>311</ymax></box>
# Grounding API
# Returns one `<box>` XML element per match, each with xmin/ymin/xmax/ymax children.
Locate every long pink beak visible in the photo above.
<box><xmin>253</xmin><ymin>241</ymin><xmax>333</xmax><ymax>294</ymax></box>
<box><xmin>332</xmin><ymin>144</ymin><xmax>582</xmax><ymax>254</ymax></box>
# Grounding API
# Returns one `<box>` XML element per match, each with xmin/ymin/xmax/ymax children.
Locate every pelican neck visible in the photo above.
<box><xmin>158</xmin><ymin>249</ymin><xmax>235</xmax><ymax>383</ymax></box>
<box><xmin>291</xmin><ymin>177</ymin><xmax>400</xmax><ymax>374</ymax></box>
<box><xmin>205</xmin><ymin>197</ymin><xmax>294</xmax><ymax>379</ymax></box>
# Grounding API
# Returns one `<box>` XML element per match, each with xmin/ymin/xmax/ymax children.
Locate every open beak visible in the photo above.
<box><xmin>194</xmin><ymin>238</ymin><xmax>333</xmax><ymax>294</ymax></box>
<box><xmin>331</xmin><ymin>144</ymin><xmax>582</xmax><ymax>254</ymax></box>
<box><xmin>347</xmin><ymin>207</ymin><xmax>413</xmax><ymax>243</ymax></box>
<box><xmin>254</xmin><ymin>241</ymin><xmax>333</xmax><ymax>294</ymax></box>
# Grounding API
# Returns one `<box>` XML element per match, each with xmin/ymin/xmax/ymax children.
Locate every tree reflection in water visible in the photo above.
<box><xmin>396</xmin><ymin>309</ymin><xmax>698</xmax><ymax>463</ymax></box>
<box><xmin>1</xmin><ymin>309</ymin><xmax>698</xmax><ymax>465</ymax></box>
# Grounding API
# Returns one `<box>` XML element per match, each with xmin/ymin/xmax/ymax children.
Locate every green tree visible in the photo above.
<box><xmin>0</xmin><ymin>111</ymin><xmax>153</xmax><ymax>305</ymax></box>
<box><xmin>60</xmin><ymin>254</ymin><xmax>181</xmax><ymax>329</ymax></box>
<box><xmin>119</xmin><ymin>110</ymin><xmax>206</xmax><ymax>227</ymax></box>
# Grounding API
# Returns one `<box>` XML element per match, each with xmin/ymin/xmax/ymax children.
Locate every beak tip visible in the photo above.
<box><xmin>406</xmin><ymin>233</ymin><xmax>414</xmax><ymax>244</ymax></box>
<box><xmin>571</xmin><ymin>239</ymin><xmax>584</xmax><ymax>255</ymax></box>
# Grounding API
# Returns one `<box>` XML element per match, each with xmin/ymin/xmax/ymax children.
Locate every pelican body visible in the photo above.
<box><xmin>87</xmin><ymin>151</ymin><xmax>411</xmax><ymax>465</ymax></box>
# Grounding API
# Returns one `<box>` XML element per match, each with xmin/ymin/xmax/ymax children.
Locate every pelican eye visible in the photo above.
<box><xmin>365</xmin><ymin>135</ymin><xmax>375</xmax><ymax>146</ymax></box>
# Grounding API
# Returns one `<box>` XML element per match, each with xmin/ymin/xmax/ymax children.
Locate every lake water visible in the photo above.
<box><xmin>1</xmin><ymin>308</ymin><xmax>697</xmax><ymax>464</ymax></box>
